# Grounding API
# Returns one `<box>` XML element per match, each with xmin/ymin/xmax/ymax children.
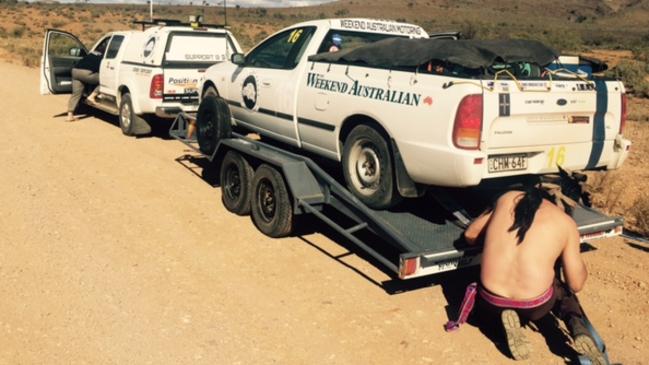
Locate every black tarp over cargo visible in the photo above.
<box><xmin>308</xmin><ymin>38</ymin><xmax>559</xmax><ymax>69</ymax></box>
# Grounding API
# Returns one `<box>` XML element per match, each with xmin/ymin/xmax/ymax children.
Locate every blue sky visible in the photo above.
<box><xmin>47</xmin><ymin>0</ymin><xmax>335</xmax><ymax>6</ymax></box>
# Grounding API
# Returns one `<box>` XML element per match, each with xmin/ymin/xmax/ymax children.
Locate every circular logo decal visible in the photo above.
<box><xmin>242</xmin><ymin>75</ymin><xmax>258</xmax><ymax>110</ymax></box>
<box><xmin>557</xmin><ymin>98</ymin><xmax>567</xmax><ymax>106</ymax></box>
<box><xmin>143</xmin><ymin>37</ymin><xmax>156</xmax><ymax>58</ymax></box>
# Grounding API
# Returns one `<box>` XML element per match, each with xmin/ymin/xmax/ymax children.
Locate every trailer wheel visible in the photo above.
<box><xmin>342</xmin><ymin>124</ymin><xmax>400</xmax><ymax>209</ymax></box>
<box><xmin>196</xmin><ymin>95</ymin><xmax>232</xmax><ymax>155</ymax></box>
<box><xmin>119</xmin><ymin>93</ymin><xmax>136</xmax><ymax>136</ymax></box>
<box><xmin>220</xmin><ymin>150</ymin><xmax>254</xmax><ymax>215</ymax></box>
<box><xmin>250</xmin><ymin>164</ymin><xmax>293</xmax><ymax>238</ymax></box>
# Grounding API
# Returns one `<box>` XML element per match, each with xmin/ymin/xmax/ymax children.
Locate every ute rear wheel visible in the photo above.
<box><xmin>342</xmin><ymin>124</ymin><xmax>400</xmax><ymax>209</ymax></box>
<box><xmin>250</xmin><ymin>164</ymin><xmax>293</xmax><ymax>238</ymax></box>
<box><xmin>220</xmin><ymin>150</ymin><xmax>254</xmax><ymax>215</ymax></box>
<box><xmin>196</xmin><ymin>94</ymin><xmax>232</xmax><ymax>155</ymax></box>
<box><xmin>119</xmin><ymin>92</ymin><xmax>136</xmax><ymax>136</ymax></box>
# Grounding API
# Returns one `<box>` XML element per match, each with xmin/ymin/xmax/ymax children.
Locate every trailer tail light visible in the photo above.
<box><xmin>150</xmin><ymin>74</ymin><xmax>164</xmax><ymax>99</ymax></box>
<box><xmin>453</xmin><ymin>94</ymin><xmax>483</xmax><ymax>150</ymax></box>
<box><xmin>399</xmin><ymin>257</ymin><xmax>419</xmax><ymax>278</ymax></box>
<box><xmin>620</xmin><ymin>93</ymin><xmax>627</xmax><ymax>134</ymax></box>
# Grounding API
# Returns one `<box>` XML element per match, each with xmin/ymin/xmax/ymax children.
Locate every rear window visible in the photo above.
<box><xmin>164</xmin><ymin>32</ymin><xmax>233</xmax><ymax>63</ymax></box>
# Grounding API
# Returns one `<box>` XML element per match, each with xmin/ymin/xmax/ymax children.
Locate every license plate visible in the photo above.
<box><xmin>488</xmin><ymin>154</ymin><xmax>528</xmax><ymax>173</ymax></box>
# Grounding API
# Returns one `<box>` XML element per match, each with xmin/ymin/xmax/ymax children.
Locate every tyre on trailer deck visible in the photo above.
<box><xmin>342</xmin><ymin>124</ymin><xmax>401</xmax><ymax>209</ymax></box>
<box><xmin>220</xmin><ymin>150</ymin><xmax>254</xmax><ymax>215</ymax></box>
<box><xmin>250</xmin><ymin>164</ymin><xmax>293</xmax><ymax>238</ymax></box>
<box><xmin>196</xmin><ymin>94</ymin><xmax>232</xmax><ymax>155</ymax></box>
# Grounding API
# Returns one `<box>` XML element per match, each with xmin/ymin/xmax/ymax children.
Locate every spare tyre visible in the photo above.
<box><xmin>196</xmin><ymin>95</ymin><xmax>232</xmax><ymax>155</ymax></box>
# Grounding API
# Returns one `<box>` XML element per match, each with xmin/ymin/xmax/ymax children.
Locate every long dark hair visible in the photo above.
<box><xmin>509</xmin><ymin>186</ymin><xmax>552</xmax><ymax>244</ymax></box>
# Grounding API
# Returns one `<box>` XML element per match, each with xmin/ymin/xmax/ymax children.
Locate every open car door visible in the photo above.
<box><xmin>40</xmin><ymin>29</ymin><xmax>87</xmax><ymax>95</ymax></box>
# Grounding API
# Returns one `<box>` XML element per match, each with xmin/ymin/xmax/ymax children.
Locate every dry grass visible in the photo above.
<box><xmin>631</xmin><ymin>194</ymin><xmax>649</xmax><ymax>236</ymax></box>
<box><xmin>586</xmin><ymin>97</ymin><xmax>649</xmax><ymax>234</ymax></box>
<box><xmin>1</xmin><ymin>0</ymin><xmax>649</xmax><ymax>65</ymax></box>
<box><xmin>588</xmin><ymin>171</ymin><xmax>625</xmax><ymax>214</ymax></box>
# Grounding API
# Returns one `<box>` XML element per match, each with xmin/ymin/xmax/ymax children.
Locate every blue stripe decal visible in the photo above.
<box><xmin>586</xmin><ymin>80</ymin><xmax>607</xmax><ymax>169</ymax></box>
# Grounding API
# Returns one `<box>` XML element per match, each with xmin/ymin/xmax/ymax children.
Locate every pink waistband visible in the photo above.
<box><xmin>479</xmin><ymin>285</ymin><xmax>554</xmax><ymax>309</ymax></box>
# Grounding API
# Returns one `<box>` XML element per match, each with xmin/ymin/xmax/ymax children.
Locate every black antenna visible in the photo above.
<box><xmin>224</xmin><ymin>0</ymin><xmax>227</xmax><ymax>27</ymax></box>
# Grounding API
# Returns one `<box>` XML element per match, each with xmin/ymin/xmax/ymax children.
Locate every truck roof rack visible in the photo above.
<box><xmin>132</xmin><ymin>19</ymin><xmax>226</xmax><ymax>31</ymax></box>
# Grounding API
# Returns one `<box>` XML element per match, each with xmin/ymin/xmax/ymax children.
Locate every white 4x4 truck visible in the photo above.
<box><xmin>40</xmin><ymin>19</ymin><xmax>241</xmax><ymax>136</ymax></box>
<box><xmin>196</xmin><ymin>18</ymin><xmax>631</xmax><ymax>209</ymax></box>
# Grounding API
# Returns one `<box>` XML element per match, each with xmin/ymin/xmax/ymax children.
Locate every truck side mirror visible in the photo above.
<box><xmin>231</xmin><ymin>53</ymin><xmax>245</xmax><ymax>66</ymax></box>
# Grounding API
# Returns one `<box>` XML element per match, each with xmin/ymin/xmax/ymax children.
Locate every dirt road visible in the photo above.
<box><xmin>0</xmin><ymin>61</ymin><xmax>646</xmax><ymax>364</ymax></box>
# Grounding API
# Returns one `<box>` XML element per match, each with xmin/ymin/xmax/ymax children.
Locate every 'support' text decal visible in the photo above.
<box><xmin>306</xmin><ymin>73</ymin><xmax>422</xmax><ymax>107</ymax></box>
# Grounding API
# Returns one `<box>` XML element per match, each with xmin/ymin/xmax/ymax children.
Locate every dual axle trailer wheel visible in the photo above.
<box><xmin>219</xmin><ymin>151</ymin><xmax>293</xmax><ymax>238</ymax></box>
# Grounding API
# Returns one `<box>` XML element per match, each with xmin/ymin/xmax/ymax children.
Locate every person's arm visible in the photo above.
<box><xmin>561</xmin><ymin>220</ymin><xmax>588</xmax><ymax>292</ymax></box>
<box><xmin>464</xmin><ymin>208</ymin><xmax>493</xmax><ymax>246</ymax></box>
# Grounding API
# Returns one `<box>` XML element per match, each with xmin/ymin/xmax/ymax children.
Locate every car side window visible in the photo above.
<box><xmin>246</xmin><ymin>27</ymin><xmax>315</xmax><ymax>70</ymax></box>
<box><xmin>316</xmin><ymin>30</ymin><xmax>402</xmax><ymax>54</ymax></box>
<box><xmin>48</xmin><ymin>32</ymin><xmax>86</xmax><ymax>58</ymax></box>
<box><xmin>105</xmin><ymin>35</ymin><xmax>125</xmax><ymax>59</ymax></box>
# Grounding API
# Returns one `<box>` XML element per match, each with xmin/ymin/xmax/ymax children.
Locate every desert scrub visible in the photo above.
<box><xmin>608</xmin><ymin>60</ymin><xmax>649</xmax><ymax>98</ymax></box>
<box><xmin>17</xmin><ymin>46</ymin><xmax>39</xmax><ymax>68</ymax></box>
<box><xmin>630</xmin><ymin>194</ymin><xmax>649</xmax><ymax>236</ymax></box>
<box><xmin>11</xmin><ymin>26</ymin><xmax>26</xmax><ymax>38</ymax></box>
<box><xmin>588</xmin><ymin>171</ymin><xmax>624</xmax><ymax>214</ymax></box>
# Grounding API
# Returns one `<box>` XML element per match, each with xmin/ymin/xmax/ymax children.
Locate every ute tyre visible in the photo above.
<box><xmin>250</xmin><ymin>164</ymin><xmax>293</xmax><ymax>238</ymax></box>
<box><xmin>119</xmin><ymin>93</ymin><xmax>136</xmax><ymax>136</ymax></box>
<box><xmin>197</xmin><ymin>94</ymin><xmax>232</xmax><ymax>155</ymax></box>
<box><xmin>220</xmin><ymin>151</ymin><xmax>254</xmax><ymax>215</ymax></box>
<box><xmin>342</xmin><ymin>124</ymin><xmax>400</xmax><ymax>209</ymax></box>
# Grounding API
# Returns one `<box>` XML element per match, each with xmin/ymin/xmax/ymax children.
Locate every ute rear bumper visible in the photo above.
<box><xmin>398</xmin><ymin>136</ymin><xmax>632</xmax><ymax>187</ymax></box>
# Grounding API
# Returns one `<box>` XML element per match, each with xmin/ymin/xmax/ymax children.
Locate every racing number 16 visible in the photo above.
<box><xmin>547</xmin><ymin>146</ymin><xmax>566</xmax><ymax>168</ymax></box>
<box><xmin>288</xmin><ymin>29</ymin><xmax>303</xmax><ymax>44</ymax></box>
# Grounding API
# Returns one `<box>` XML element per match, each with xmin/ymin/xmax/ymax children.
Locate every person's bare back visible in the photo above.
<box><xmin>456</xmin><ymin>187</ymin><xmax>603</xmax><ymax>364</ymax></box>
<box><xmin>465</xmin><ymin>190</ymin><xmax>587</xmax><ymax>300</ymax></box>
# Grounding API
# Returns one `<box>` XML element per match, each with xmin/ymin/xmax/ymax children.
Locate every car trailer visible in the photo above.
<box><xmin>169</xmin><ymin>112</ymin><xmax>624</xmax><ymax>280</ymax></box>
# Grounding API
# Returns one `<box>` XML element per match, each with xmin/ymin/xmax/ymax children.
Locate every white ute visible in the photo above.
<box><xmin>196</xmin><ymin>18</ymin><xmax>631</xmax><ymax>209</ymax></box>
<box><xmin>40</xmin><ymin>18</ymin><xmax>242</xmax><ymax>136</ymax></box>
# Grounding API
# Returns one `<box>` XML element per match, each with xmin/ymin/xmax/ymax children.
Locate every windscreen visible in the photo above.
<box><xmin>165</xmin><ymin>33</ymin><xmax>229</xmax><ymax>63</ymax></box>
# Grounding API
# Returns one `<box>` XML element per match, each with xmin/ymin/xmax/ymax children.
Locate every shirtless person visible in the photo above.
<box><xmin>464</xmin><ymin>186</ymin><xmax>605</xmax><ymax>364</ymax></box>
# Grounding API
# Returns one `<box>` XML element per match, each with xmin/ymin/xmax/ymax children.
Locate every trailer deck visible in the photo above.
<box><xmin>170</xmin><ymin>113</ymin><xmax>623</xmax><ymax>280</ymax></box>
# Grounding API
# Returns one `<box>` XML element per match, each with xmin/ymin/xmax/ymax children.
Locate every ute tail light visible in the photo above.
<box><xmin>620</xmin><ymin>93</ymin><xmax>627</xmax><ymax>134</ymax></box>
<box><xmin>150</xmin><ymin>74</ymin><xmax>164</xmax><ymax>99</ymax></box>
<box><xmin>453</xmin><ymin>94</ymin><xmax>483</xmax><ymax>150</ymax></box>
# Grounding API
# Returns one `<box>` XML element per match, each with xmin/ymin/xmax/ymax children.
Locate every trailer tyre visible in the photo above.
<box><xmin>220</xmin><ymin>151</ymin><xmax>254</xmax><ymax>215</ymax></box>
<box><xmin>251</xmin><ymin>164</ymin><xmax>293</xmax><ymax>238</ymax></box>
<box><xmin>119</xmin><ymin>93</ymin><xmax>136</xmax><ymax>136</ymax></box>
<box><xmin>342</xmin><ymin>124</ymin><xmax>400</xmax><ymax>209</ymax></box>
<box><xmin>196</xmin><ymin>95</ymin><xmax>232</xmax><ymax>155</ymax></box>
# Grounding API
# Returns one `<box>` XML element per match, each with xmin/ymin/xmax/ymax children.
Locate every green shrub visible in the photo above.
<box><xmin>609</xmin><ymin>60</ymin><xmax>649</xmax><ymax>98</ymax></box>
<box><xmin>631</xmin><ymin>194</ymin><xmax>649</xmax><ymax>236</ymax></box>
<box><xmin>334</xmin><ymin>8</ymin><xmax>349</xmax><ymax>17</ymax></box>
<box><xmin>11</xmin><ymin>26</ymin><xmax>25</xmax><ymax>38</ymax></box>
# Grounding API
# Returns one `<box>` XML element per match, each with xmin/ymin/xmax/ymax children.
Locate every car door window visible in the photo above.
<box><xmin>48</xmin><ymin>32</ymin><xmax>86</xmax><ymax>58</ymax></box>
<box><xmin>246</xmin><ymin>27</ymin><xmax>315</xmax><ymax>70</ymax></box>
<box><xmin>105</xmin><ymin>35</ymin><xmax>125</xmax><ymax>59</ymax></box>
